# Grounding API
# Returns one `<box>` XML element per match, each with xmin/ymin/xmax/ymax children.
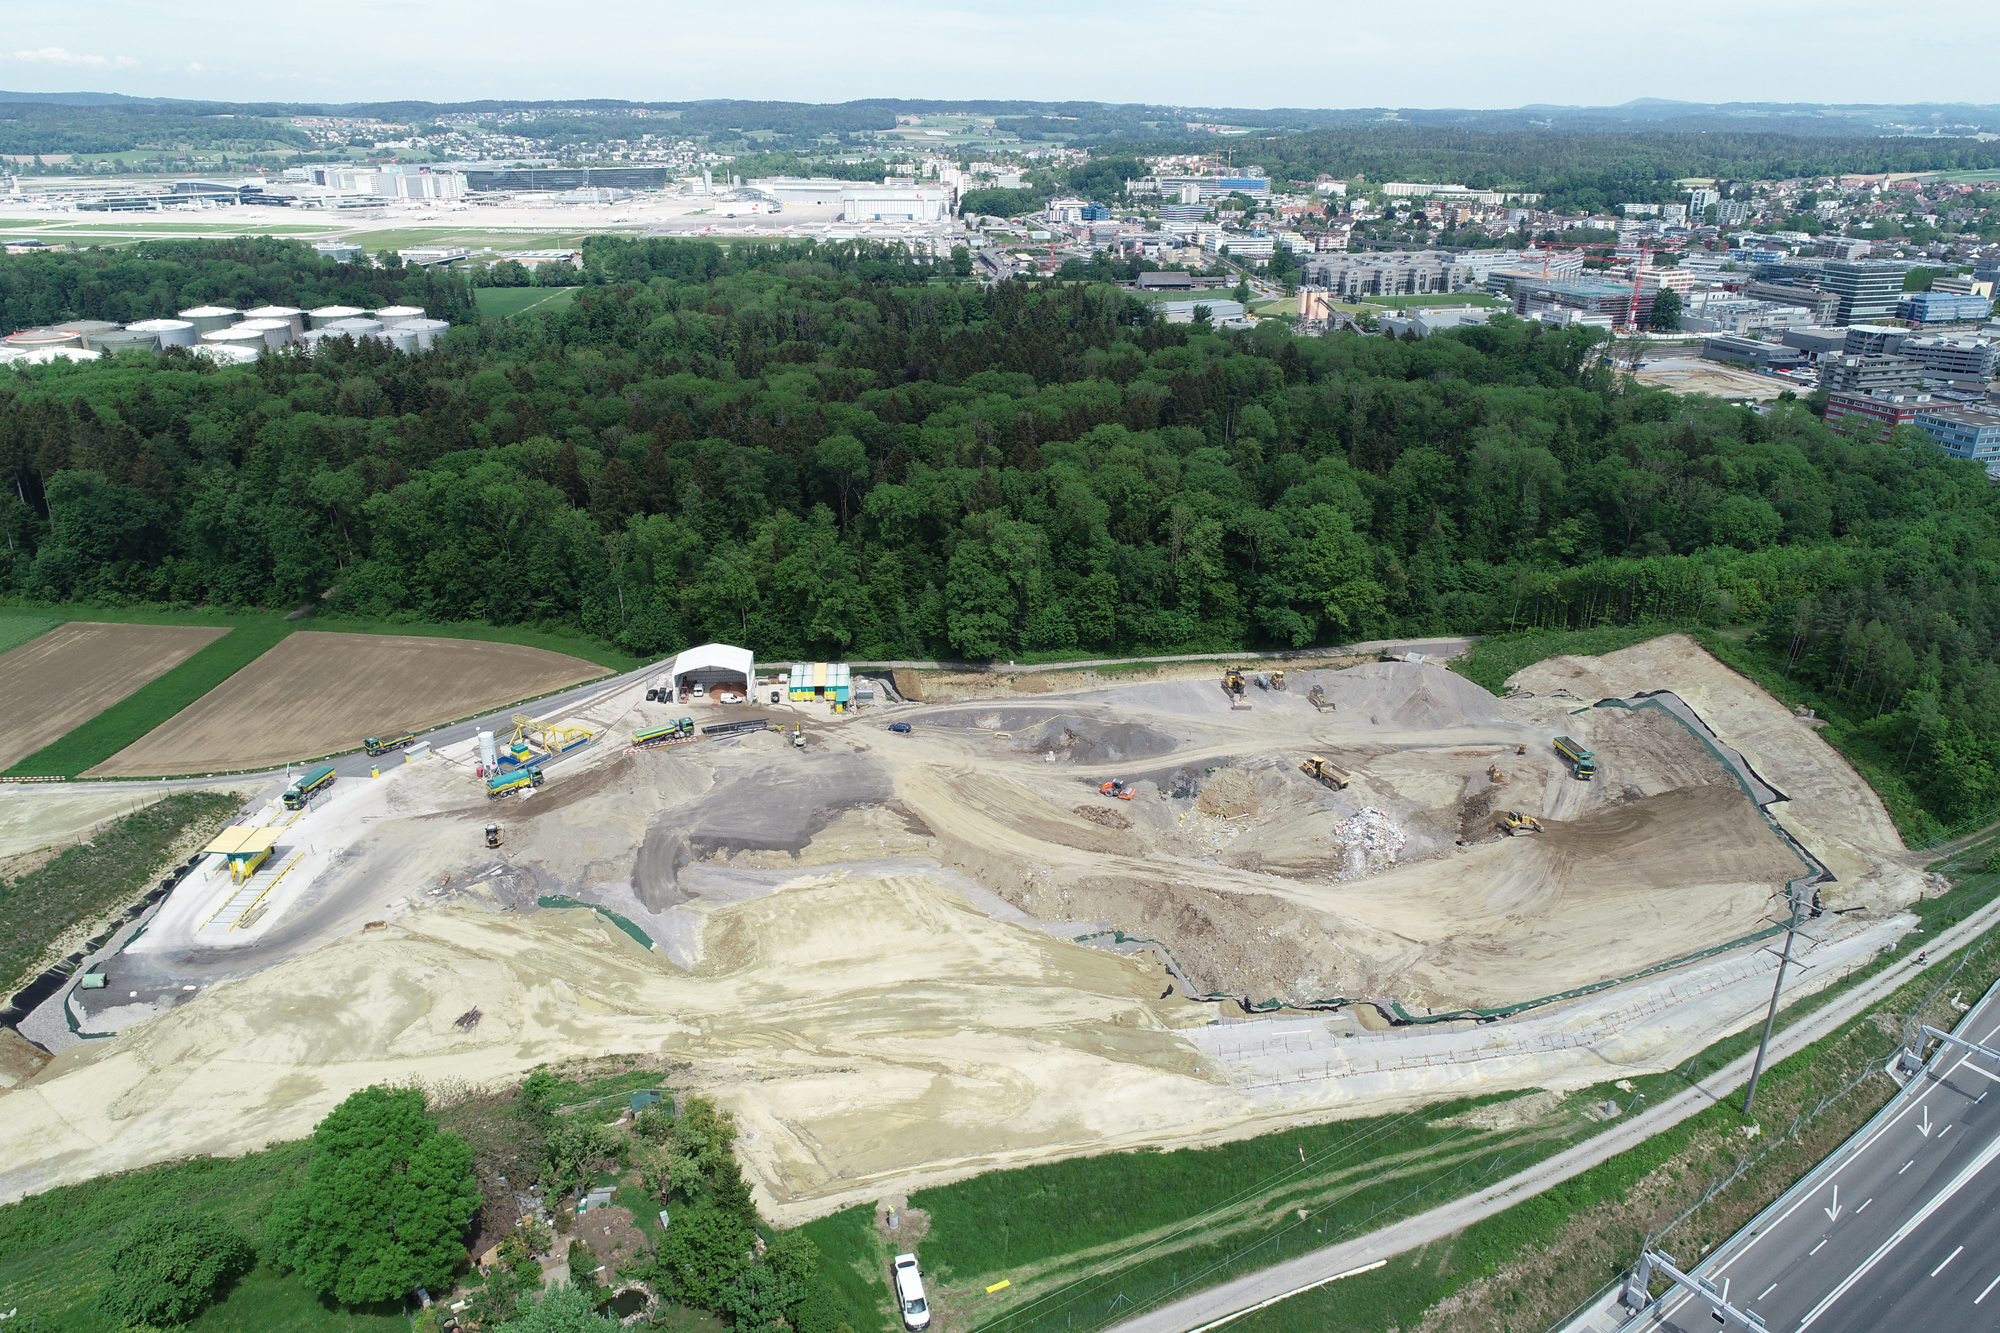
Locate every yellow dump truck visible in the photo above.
<box><xmin>1300</xmin><ymin>756</ymin><xmax>1351</xmax><ymax>789</ymax></box>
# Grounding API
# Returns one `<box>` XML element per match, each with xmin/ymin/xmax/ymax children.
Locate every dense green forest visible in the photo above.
<box><xmin>1</xmin><ymin>236</ymin><xmax>1996</xmax><ymax>838</ymax></box>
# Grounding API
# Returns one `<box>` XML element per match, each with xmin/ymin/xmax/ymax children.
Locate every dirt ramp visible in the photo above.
<box><xmin>1540</xmin><ymin>784</ymin><xmax>1803</xmax><ymax>891</ymax></box>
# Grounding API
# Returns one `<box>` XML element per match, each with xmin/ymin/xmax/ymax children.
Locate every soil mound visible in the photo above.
<box><xmin>1327</xmin><ymin>662</ymin><xmax>1505</xmax><ymax>730</ymax></box>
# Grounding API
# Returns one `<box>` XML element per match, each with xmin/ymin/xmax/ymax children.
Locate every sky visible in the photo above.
<box><xmin>3</xmin><ymin>0</ymin><xmax>1999</xmax><ymax>108</ymax></box>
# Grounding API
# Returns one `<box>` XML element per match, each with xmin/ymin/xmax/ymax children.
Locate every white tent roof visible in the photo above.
<box><xmin>669</xmin><ymin>642</ymin><xmax>754</xmax><ymax>682</ymax></box>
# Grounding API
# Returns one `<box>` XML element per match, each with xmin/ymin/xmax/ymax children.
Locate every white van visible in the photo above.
<box><xmin>893</xmin><ymin>1253</ymin><xmax>929</xmax><ymax>1330</ymax></box>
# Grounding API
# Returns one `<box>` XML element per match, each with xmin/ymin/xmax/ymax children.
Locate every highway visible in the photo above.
<box><xmin>1636</xmin><ymin>981</ymin><xmax>2000</xmax><ymax>1333</ymax></box>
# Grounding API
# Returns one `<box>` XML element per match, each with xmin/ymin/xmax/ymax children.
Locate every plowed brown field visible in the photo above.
<box><xmin>0</xmin><ymin>623</ymin><xmax>226</xmax><ymax>771</ymax></box>
<box><xmin>85</xmin><ymin>631</ymin><xmax>608</xmax><ymax>776</ymax></box>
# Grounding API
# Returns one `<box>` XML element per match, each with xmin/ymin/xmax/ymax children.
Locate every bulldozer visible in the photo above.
<box><xmin>1100</xmin><ymin>778</ymin><xmax>1135</xmax><ymax>800</ymax></box>
<box><xmin>1487</xmin><ymin>763</ymin><xmax>1508</xmax><ymax>785</ymax></box>
<box><xmin>1299</xmin><ymin>756</ymin><xmax>1351</xmax><ymax>790</ymax></box>
<box><xmin>1500</xmin><ymin>811</ymin><xmax>1544</xmax><ymax>836</ymax></box>
<box><xmin>1222</xmin><ymin>666</ymin><xmax>1246</xmax><ymax>699</ymax></box>
<box><xmin>1271</xmin><ymin>670</ymin><xmax>1286</xmax><ymax>692</ymax></box>
<box><xmin>1307</xmin><ymin>684</ymin><xmax>1333</xmax><ymax>712</ymax></box>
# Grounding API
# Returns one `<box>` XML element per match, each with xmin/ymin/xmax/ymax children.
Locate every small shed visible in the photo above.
<box><xmin>631</xmin><ymin>1089</ymin><xmax>664</xmax><ymax>1115</ymax></box>
<box><xmin>201</xmin><ymin>826</ymin><xmax>280</xmax><ymax>882</ymax></box>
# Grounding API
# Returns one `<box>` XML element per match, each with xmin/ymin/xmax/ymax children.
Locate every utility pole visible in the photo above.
<box><xmin>1743</xmin><ymin>877</ymin><xmax>1809</xmax><ymax>1114</ymax></box>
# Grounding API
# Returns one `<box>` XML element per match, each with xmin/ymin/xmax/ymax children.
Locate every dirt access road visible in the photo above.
<box><xmin>0</xmin><ymin>622</ymin><xmax>225</xmax><ymax>771</ymax></box>
<box><xmin>87</xmin><ymin>631</ymin><xmax>608</xmax><ymax>777</ymax></box>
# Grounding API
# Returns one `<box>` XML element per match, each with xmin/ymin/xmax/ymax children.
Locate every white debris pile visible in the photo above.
<box><xmin>1333</xmin><ymin>807</ymin><xmax>1407</xmax><ymax>879</ymax></box>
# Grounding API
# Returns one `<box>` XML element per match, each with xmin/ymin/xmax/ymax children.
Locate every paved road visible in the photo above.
<box><xmin>1099</xmin><ymin>896</ymin><xmax>2000</xmax><ymax>1333</ymax></box>
<box><xmin>849</xmin><ymin>637</ymin><xmax>1476</xmax><ymax>674</ymax></box>
<box><xmin>1638</xmin><ymin>982</ymin><xmax>2000</xmax><ymax>1333</ymax></box>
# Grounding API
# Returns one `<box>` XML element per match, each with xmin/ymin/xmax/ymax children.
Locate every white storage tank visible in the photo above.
<box><xmin>401</xmin><ymin>317</ymin><xmax>451</xmax><ymax>350</ymax></box>
<box><xmin>92</xmin><ymin>329</ymin><xmax>164</xmax><ymax>354</ymax></box>
<box><xmin>4</xmin><ymin>328</ymin><xmax>84</xmax><ymax>351</ymax></box>
<box><xmin>125</xmin><ymin>318</ymin><xmax>198</xmax><ymax>348</ymax></box>
<box><xmin>18</xmin><ymin>346</ymin><xmax>103</xmax><ymax>365</ymax></box>
<box><xmin>235</xmin><ymin>318</ymin><xmax>295</xmax><ymax>349</ymax></box>
<box><xmin>177</xmin><ymin>305</ymin><xmax>240</xmax><ymax>335</ymax></box>
<box><xmin>320</xmin><ymin>318</ymin><xmax>385</xmax><ymax>340</ymax></box>
<box><xmin>195</xmin><ymin>343</ymin><xmax>261</xmax><ymax>365</ymax></box>
<box><xmin>384</xmin><ymin>327</ymin><xmax>418</xmax><ymax>354</ymax></box>
<box><xmin>306</xmin><ymin>305</ymin><xmax>365</xmax><ymax>329</ymax></box>
<box><xmin>374</xmin><ymin>305</ymin><xmax>426</xmax><ymax>327</ymax></box>
<box><xmin>242</xmin><ymin>305</ymin><xmax>306</xmax><ymax>338</ymax></box>
<box><xmin>201</xmin><ymin>325</ymin><xmax>270</xmax><ymax>353</ymax></box>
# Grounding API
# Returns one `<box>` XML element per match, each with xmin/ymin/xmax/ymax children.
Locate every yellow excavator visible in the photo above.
<box><xmin>1500</xmin><ymin>811</ymin><xmax>1545</xmax><ymax>836</ymax></box>
<box><xmin>1300</xmin><ymin>756</ymin><xmax>1351</xmax><ymax>789</ymax></box>
<box><xmin>1307</xmin><ymin>684</ymin><xmax>1333</xmax><ymax>712</ymax></box>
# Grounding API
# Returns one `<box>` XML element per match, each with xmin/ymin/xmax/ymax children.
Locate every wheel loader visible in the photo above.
<box><xmin>1500</xmin><ymin>811</ymin><xmax>1545</xmax><ymax>836</ymax></box>
<box><xmin>1299</xmin><ymin>756</ymin><xmax>1351</xmax><ymax>789</ymax></box>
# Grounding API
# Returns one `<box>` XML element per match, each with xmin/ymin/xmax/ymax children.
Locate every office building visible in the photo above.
<box><xmin>1781</xmin><ymin>327</ymin><xmax>1850</xmax><ymax>360</ymax></box>
<box><xmin>1899</xmin><ymin>337</ymin><xmax>1997</xmax><ymax>382</ymax></box>
<box><xmin>1303</xmin><ymin>251</ymin><xmax>1478</xmax><ymax>296</ymax></box>
<box><xmin>1820</xmin><ymin>261</ymin><xmax>1905</xmax><ymax>323</ymax></box>
<box><xmin>1914</xmin><ymin>406</ymin><xmax>2000</xmax><ymax>462</ymax></box>
<box><xmin>1843</xmin><ymin>325</ymin><xmax>1909</xmax><ymax>356</ymax></box>
<box><xmin>1897</xmin><ymin>291</ymin><xmax>1994</xmax><ymax>325</ymax></box>
<box><xmin>1823</xmin><ymin>354</ymin><xmax>1925</xmax><ymax>396</ymax></box>
<box><xmin>1743</xmin><ymin>283</ymin><xmax>1844</xmax><ymax>325</ymax></box>
<box><xmin>1824</xmin><ymin>391</ymin><xmax>1930</xmax><ymax>435</ymax></box>
<box><xmin>1817</xmin><ymin>238</ymin><xmax>1873</xmax><ymax>260</ymax></box>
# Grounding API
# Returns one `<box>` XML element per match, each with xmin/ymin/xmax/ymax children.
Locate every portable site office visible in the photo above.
<box><xmin>787</xmin><ymin>662</ymin><xmax>851</xmax><ymax>703</ymax></box>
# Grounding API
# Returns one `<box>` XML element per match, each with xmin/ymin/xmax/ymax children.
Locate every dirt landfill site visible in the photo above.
<box><xmin>0</xmin><ymin>634</ymin><xmax>1930</xmax><ymax>1223</ymax></box>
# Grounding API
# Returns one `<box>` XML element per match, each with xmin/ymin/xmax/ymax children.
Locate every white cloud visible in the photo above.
<box><xmin>8</xmin><ymin>47</ymin><xmax>139</xmax><ymax>68</ymax></box>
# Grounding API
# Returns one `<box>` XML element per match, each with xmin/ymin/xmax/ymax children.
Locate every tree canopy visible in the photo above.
<box><xmin>266</xmin><ymin>1085</ymin><xmax>481</xmax><ymax>1306</ymax></box>
<box><xmin>99</xmin><ymin>1207</ymin><xmax>255</xmax><ymax>1326</ymax></box>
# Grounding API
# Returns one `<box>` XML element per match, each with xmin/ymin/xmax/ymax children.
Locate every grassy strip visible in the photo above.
<box><xmin>2</xmin><ymin>620</ymin><xmax>295</xmax><ymax>778</ymax></box>
<box><xmin>799</xmin><ymin>1204</ymin><xmax>899</xmax><ymax>1333</ymax></box>
<box><xmin>0</xmin><ymin>790</ymin><xmax>239</xmax><ymax>992</ymax></box>
<box><xmin>0</xmin><ymin>610</ymin><xmax>65</xmax><ymax>656</ymax></box>
<box><xmin>1449</xmin><ymin>622</ymin><xmax>1693</xmax><ymax>696</ymax></box>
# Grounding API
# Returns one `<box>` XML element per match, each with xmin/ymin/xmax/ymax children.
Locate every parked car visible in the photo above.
<box><xmin>888</xmin><ymin>722</ymin><xmax>912</xmax><ymax>734</ymax></box>
<box><xmin>691</xmin><ymin>683</ymin><xmax>706</xmax><ymax>698</ymax></box>
<box><xmin>718</xmin><ymin>692</ymin><xmax>742</xmax><ymax>704</ymax></box>
<box><xmin>892</xmin><ymin>1254</ymin><xmax>929</xmax><ymax>1330</ymax></box>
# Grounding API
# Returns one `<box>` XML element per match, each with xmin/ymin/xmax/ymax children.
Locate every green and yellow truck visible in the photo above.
<box><xmin>283</xmin><ymin>764</ymin><xmax>337</xmax><ymax>809</ymax></box>
<box><xmin>487</xmin><ymin>766</ymin><xmax>544</xmax><ymax>799</ymax></box>
<box><xmin>1554</xmin><ymin>735</ymin><xmax>1595</xmax><ymax>781</ymax></box>
<box><xmin>365</xmin><ymin>732</ymin><xmax>417</xmax><ymax>756</ymax></box>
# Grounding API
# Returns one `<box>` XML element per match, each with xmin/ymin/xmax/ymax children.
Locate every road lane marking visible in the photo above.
<box><xmin>1964</xmin><ymin>1065</ymin><xmax>2000</xmax><ymax>1083</ymax></box>
<box><xmin>1811</xmin><ymin>1239</ymin><xmax>1829</xmax><ymax>1255</ymax></box>
<box><xmin>1856</xmin><ymin>1197</ymin><xmax>1872</xmax><ymax>1214</ymax></box>
<box><xmin>1941</xmin><ymin>1125</ymin><xmax>1954</xmax><ymax>1138</ymax></box>
<box><xmin>1758</xmin><ymin>1283</ymin><xmax>1778</xmax><ymax>1299</ymax></box>
<box><xmin>1932</xmin><ymin>1245</ymin><xmax>1964</xmax><ymax>1277</ymax></box>
<box><xmin>1977</xmin><ymin>1271</ymin><xmax>2000</xmax><ymax>1304</ymax></box>
<box><xmin>1797</xmin><ymin>1130</ymin><xmax>2000</xmax><ymax>1330</ymax></box>
<box><xmin>1900</xmin><ymin>1160</ymin><xmax>1914</xmax><ymax>1174</ymax></box>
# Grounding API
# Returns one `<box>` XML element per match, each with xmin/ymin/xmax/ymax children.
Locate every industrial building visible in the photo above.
<box><xmin>1742</xmin><ymin>282</ymin><xmax>1844</xmax><ymax>324</ymax></box>
<box><xmin>1378</xmin><ymin>307</ymin><xmax>1491</xmax><ymax>339</ymax></box>
<box><xmin>459</xmin><ymin>165</ymin><xmax>673</xmax><ymax>193</ymax></box>
<box><xmin>1780</xmin><ymin>327</ymin><xmax>1851</xmax><ymax>361</ymax></box>
<box><xmin>788</xmin><ymin>662</ymin><xmax>851</xmax><ymax>705</ymax></box>
<box><xmin>1700</xmin><ymin>336</ymin><xmax>1804</xmax><ymax>370</ymax></box>
<box><xmin>667</xmin><ymin>643</ymin><xmax>755</xmax><ymax>699</ymax></box>
<box><xmin>1899</xmin><ymin>336</ymin><xmax>1998</xmax><ymax>383</ymax></box>
<box><xmin>842</xmin><ymin>185</ymin><xmax>950</xmax><ymax>223</ymax></box>
<box><xmin>1511</xmin><ymin>278</ymin><xmax>1642</xmax><ymax>326</ymax></box>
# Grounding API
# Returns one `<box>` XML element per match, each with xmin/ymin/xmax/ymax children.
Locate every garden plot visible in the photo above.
<box><xmin>0</xmin><ymin>623</ymin><xmax>225</xmax><ymax>771</ymax></box>
<box><xmin>86</xmin><ymin>631</ymin><xmax>608</xmax><ymax>777</ymax></box>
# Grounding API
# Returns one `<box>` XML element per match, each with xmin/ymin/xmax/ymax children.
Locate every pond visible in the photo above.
<box><xmin>599</xmin><ymin>1288</ymin><xmax>650</xmax><ymax>1319</ymax></box>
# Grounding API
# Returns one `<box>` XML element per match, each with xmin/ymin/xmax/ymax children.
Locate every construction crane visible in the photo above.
<box><xmin>1623</xmin><ymin>244</ymin><xmax>1654</xmax><ymax>331</ymax></box>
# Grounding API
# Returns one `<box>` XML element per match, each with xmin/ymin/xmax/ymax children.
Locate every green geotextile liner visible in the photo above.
<box><xmin>536</xmin><ymin>895</ymin><xmax>655</xmax><ymax>949</ymax></box>
<box><xmin>1076</xmin><ymin>690</ymin><xmax>1835</xmax><ymax>1027</ymax></box>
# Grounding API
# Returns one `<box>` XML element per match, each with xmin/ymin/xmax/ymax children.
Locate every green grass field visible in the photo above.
<box><xmin>0</xmin><ymin>611</ymin><xmax>63</xmax><ymax>656</ymax></box>
<box><xmin>476</xmin><ymin>287</ymin><xmax>582</xmax><ymax>318</ymax></box>
<box><xmin>799</xmin><ymin>1205</ymin><xmax>897</xmax><ymax>1333</ymax></box>
<box><xmin>1450</xmin><ymin>622</ymin><xmax>1691</xmax><ymax>695</ymax></box>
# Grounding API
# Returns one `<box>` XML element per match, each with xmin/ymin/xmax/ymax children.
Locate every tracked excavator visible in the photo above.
<box><xmin>1299</xmin><ymin>756</ymin><xmax>1351</xmax><ymax>789</ymax></box>
<box><xmin>1501</xmin><ymin>811</ymin><xmax>1545</xmax><ymax>836</ymax></box>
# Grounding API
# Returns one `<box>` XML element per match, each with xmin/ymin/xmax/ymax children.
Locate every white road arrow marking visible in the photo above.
<box><xmin>1920</xmin><ymin>1107</ymin><xmax>1932</xmax><ymax>1137</ymax></box>
<box><xmin>1824</xmin><ymin>1185</ymin><xmax>1841</xmax><ymax>1222</ymax></box>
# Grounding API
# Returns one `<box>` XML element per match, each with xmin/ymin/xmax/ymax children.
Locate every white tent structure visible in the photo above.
<box><xmin>667</xmin><ymin>643</ymin><xmax>754</xmax><ymax>698</ymax></box>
